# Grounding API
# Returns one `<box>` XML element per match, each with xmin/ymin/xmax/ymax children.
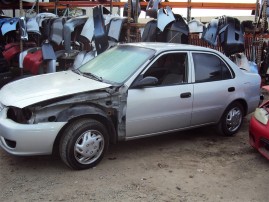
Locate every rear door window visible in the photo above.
<box><xmin>192</xmin><ymin>53</ymin><xmax>233</xmax><ymax>83</ymax></box>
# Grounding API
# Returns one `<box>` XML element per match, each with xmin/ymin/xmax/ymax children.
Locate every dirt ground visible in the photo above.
<box><xmin>0</xmin><ymin>113</ymin><xmax>269</xmax><ymax>202</ymax></box>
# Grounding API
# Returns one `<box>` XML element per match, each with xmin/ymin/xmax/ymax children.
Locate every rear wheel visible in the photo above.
<box><xmin>218</xmin><ymin>102</ymin><xmax>244</xmax><ymax>136</ymax></box>
<box><xmin>59</xmin><ymin>118</ymin><xmax>109</xmax><ymax>170</ymax></box>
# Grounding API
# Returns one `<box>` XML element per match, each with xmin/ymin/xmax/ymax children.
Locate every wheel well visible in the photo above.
<box><xmin>52</xmin><ymin>114</ymin><xmax>117</xmax><ymax>156</ymax></box>
<box><xmin>217</xmin><ymin>99</ymin><xmax>248</xmax><ymax>125</ymax></box>
<box><xmin>229</xmin><ymin>99</ymin><xmax>248</xmax><ymax>116</ymax></box>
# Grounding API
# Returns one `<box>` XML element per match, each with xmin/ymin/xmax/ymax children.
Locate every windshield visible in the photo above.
<box><xmin>78</xmin><ymin>45</ymin><xmax>156</xmax><ymax>84</ymax></box>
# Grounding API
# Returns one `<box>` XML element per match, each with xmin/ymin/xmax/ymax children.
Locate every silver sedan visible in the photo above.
<box><xmin>0</xmin><ymin>43</ymin><xmax>262</xmax><ymax>169</ymax></box>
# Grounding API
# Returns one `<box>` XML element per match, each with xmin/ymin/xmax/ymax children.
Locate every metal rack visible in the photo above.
<box><xmin>3</xmin><ymin>1</ymin><xmax>265</xmax><ymax>63</ymax></box>
<box><xmin>1</xmin><ymin>1</ymin><xmax>257</xmax><ymax>10</ymax></box>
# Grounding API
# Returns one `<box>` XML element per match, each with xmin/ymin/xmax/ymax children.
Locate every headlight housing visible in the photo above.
<box><xmin>7</xmin><ymin>107</ymin><xmax>33</xmax><ymax>124</ymax></box>
<box><xmin>254</xmin><ymin>107</ymin><xmax>269</xmax><ymax>125</ymax></box>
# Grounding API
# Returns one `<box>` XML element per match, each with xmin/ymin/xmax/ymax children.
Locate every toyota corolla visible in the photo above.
<box><xmin>0</xmin><ymin>43</ymin><xmax>261</xmax><ymax>169</ymax></box>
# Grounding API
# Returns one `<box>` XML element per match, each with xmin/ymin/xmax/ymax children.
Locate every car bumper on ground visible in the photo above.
<box><xmin>249</xmin><ymin>115</ymin><xmax>269</xmax><ymax>160</ymax></box>
<box><xmin>0</xmin><ymin>108</ymin><xmax>66</xmax><ymax>156</ymax></box>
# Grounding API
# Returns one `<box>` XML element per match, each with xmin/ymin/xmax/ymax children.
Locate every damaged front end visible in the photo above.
<box><xmin>0</xmin><ymin>79</ymin><xmax>128</xmax><ymax>156</ymax></box>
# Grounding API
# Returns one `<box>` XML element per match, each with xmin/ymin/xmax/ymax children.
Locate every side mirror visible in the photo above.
<box><xmin>132</xmin><ymin>76</ymin><xmax>158</xmax><ymax>88</ymax></box>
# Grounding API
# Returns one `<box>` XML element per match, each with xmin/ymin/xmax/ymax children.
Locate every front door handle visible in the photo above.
<box><xmin>228</xmin><ymin>87</ymin><xmax>235</xmax><ymax>92</ymax></box>
<box><xmin>180</xmin><ymin>92</ymin><xmax>191</xmax><ymax>98</ymax></box>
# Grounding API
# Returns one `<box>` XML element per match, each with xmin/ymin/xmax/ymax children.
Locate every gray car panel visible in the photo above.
<box><xmin>42</xmin><ymin>42</ymin><xmax>56</xmax><ymax>60</ymax></box>
<box><xmin>108</xmin><ymin>17</ymin><xmax>127</xmax><ymax>42</ymax></box>
<box><xmin>36</xmin><ymin>13</ymin><xmax>57</xmax><ymax>27</ymax></box>
<box><xmin>26</xmin><ymin>16</ymin><xmax>40</xmax><ymax>35</ymax></box>
<box><xmin>50</xmin><ymin>17</ymin><xmax>65</xmax><ymax>45</ymax></box>
<box><xmin>1</xmin><ymin>17</ymin><xmax>19</xmax><ymax>35</ymax></box>
<box><xmin>157</xmin><ymin>7</ymin><xmax>175</xmax><ymax>32</ymax></box>
<box><xmin>80</xmin><ymin>17</ymin><xmax>94</xmax><ymax>42</ymax></box>
<box><xmin>63</xmin><ymin>16</ymin><xmax>88</xmax><ymax>53</ymax></box>
<box><xmin>146</xmin><ymin>0</ymin><xmax>162</xmax><ymax>19</ymax></box>
<box><xmin>126</xmin><ymin>50</ymin><xmax>193</xmax><ymax>138</ymax></box>
<box><xmin>201</xmin><ymin>18</ymin><xmax>219</xmax><ymax>46</ymax></box>
<box><xmin>192</xmin><ymin>79</ymin><xmax>237</xmax><ymax>126</ymax></box>
<box><xmin>19</xmin><ymin>16</ymin><xmax>28</xmax><ymax>40</ymax></box>
<box><xmin>126</xmin><ymin>84</ymin><xmax>193</xmax><ymax>139</ymax></box>
<box><xmin>93</xmin><ymin>5</ymin><xmax>109</xmax><ymax>54</ymax></box>
<box><xmin>0</xmin><ymin>18</ymin><xmax>8</xmax><ymax>35</ymax></box>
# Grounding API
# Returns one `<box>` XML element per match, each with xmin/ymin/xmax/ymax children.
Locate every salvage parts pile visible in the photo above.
<box><xmin>0</xmin><ymin>0</ymin><xmax>261</xmax><ymax>88</ymax></box>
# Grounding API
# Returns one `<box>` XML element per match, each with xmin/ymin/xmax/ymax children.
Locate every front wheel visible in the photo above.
<box><xmin>59</xmin><ymin>118</ymin><xmax>109</xmax><ymax>170</ymax></box>
<box><xmin>218</xmin><ymin>102</ymin><xmax>244</xmax><ymax>136</ymax></box>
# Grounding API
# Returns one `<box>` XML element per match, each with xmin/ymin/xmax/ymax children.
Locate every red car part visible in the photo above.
<box><xmin>2</xmin><ymin>42</ymin><xmax>37</xmax><ymax>64</ymax></box>
<box><xmin>2</xmin><ymin>43</ymin><xmax>20</xmax><ymax>64</ymax></box>
<box><xmin>249</xmin><ymin>100</ymin><xmax>269</xmax><ymax>160</ymax></box>
<box><xmin>23</xmin><ymin>49</ymin><xmax>43</xmax><ymax>75</ymax></box>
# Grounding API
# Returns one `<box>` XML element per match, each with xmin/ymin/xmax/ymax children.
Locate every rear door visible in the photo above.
<box><xmin>190</xmin><ymin>51</ymin><xmax>236</xmax><ymax>126</ymax></box>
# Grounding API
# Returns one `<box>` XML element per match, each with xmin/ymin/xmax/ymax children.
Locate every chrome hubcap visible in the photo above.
<box><xmin>226</xmin><ymin>107</ymin><xmax>242</xmax><ymax>132</ymax></box>
<box><xmin>74</xmin><ymin>130</ymin><xmax>104</xmax><ymax>165</ymax></box>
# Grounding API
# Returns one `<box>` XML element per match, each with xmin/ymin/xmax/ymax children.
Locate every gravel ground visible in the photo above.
<box><xmin>0</xmin><ymin>114</ymin><xmax>269</xmax><ymax>202</ymax></box>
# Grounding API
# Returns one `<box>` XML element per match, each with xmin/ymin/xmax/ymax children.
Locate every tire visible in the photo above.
<box><xmin>218</xmin><ymin>102</ymin><xmax>244</xmax><ymax>136</ymax></box>
<box><xmin>59</xmin><ymin>118</ymin><xmax>109</xmax><ymax>170</ymax></box>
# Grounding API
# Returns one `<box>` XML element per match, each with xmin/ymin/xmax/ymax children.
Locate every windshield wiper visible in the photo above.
<box><xmin>72</xmin><ymin>69</ymin><xmax>82</xmax><ymax>75</ymax></box>
<box><xmin>81</xmin><ymin>72</ymin><xmax>103</xmax><ymax>82</ymax></box>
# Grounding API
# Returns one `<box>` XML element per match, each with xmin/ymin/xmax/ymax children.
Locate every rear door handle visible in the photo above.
<box><xmin>228</xmin><ymin>87</ymin><xmax>235</xmax><ymax>92</ymax></box>
<box><xmin>180</xmin><ymin>92</ymin><xmax>191</xmax><ymax>98</ymax></box>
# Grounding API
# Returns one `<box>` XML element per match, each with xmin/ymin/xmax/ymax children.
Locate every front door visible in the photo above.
<box><xmin>125</xmin><ymin>52</ymin><xmax>193</xmax><ymax>139</ymax></box>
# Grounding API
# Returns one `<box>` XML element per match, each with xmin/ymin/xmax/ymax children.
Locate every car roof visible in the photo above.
<box><xmin>121</xmin><ymin>42</ymin><xmax>217</xmax><ymax>53</ymax></box>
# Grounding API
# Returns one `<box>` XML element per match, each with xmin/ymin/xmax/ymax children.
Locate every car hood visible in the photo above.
<box><xmin>0</xmin><ymin>71</ymin><xmax>111</xmax><ymax>108</ymax></box>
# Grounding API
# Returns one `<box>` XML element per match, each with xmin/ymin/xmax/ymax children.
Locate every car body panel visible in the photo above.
<box><xmin>26</xmin><ymin>16</ymin><xmax>40</xmax><ymax>35</ymax></box>
<box><xmin>1</xmin><ymin>17</ymin><xmax>19</xmax><ymax>36</ymax></box>
<box><xmin>201</xmin><ymin>18</ymin><xmax>219</xmax><ymax>46</ymax></box>
<box><xmin>36</xmin><ymin>12</ymin><xmax>57</xmax><ymax>27</ymax></box>
<box><xmin>63</xmin><ymin>16</ymin><xmax>88</xmax><ymax>53</ymax></box>
<box><xmin>19</xmin><ymin>47</ymin><xmax>41</xmax><ymax>68</ymax></box>
<box><xmin>0</xmin><ymin>43</ymin><xmax>261</xmax><ymax>157</ymax></box>
<box><xmin>19</xmin><ymin>17</ymin><xmax>28</xmax><ymax>41</ymax></box>
<box><xmin>218</xmin><ymin>16</ymin><xmax>245</xmax><ymax>56</ymax></box>
<box><xmin>50</xmin><ymin>17</ymin><xmax>65</xmax><ymax>45</ymax></box>
<box><xmin>157</xmin><ymin>7</ymin><xmax>175</xmax><ymax>32</ymax></box>
<box><xmin>80</xmin><ymin>17</ymin><xmax>94</xmax><ymax>41</ymax></box>
<box><xmin>0</xmin><ymin>70</ymin><xmax>111</xmax><ymax>108</ymax></box>
<box><xmin>41</xmin><ymin>42</ymin><xmax>56</xmax><ymax>60</ymax></box>
<box><xmin>108</xmin><ymin>17</ymin><xmax>127</xmax><ymax>42</ymax></box>
<box><xmin>93</xmin><ymin>5</ymin><xmax>109</xmax><ymax>54</ymax></box>
<box><xmin>192</xmin><ymin>79</ymin><xmax>237</xmax><ymax>125</ymax></box>
<box><xmin>23</xmin><ymin>49</ymin><xmax>43</xmax><ymax>75</ymax></box>
<box><xmin>188</xmin><ymin>19</ymin><xmax>204</xmax><ymax>33</ymax></box>
<box><xmin>146</xmin><ymin>0</ymin><xmax>162</xmax><ymax>19</ymax></box>
<box><xmin>126</xmin><ymin>84</ymin><xmax>193</xmax><ymax>139</ymax></box>
<box><xmin>141</xmin><ymin>20</ymin><xmax>158</xmax><ymax>42</ymax></box>
<box><xmin>0</xmin><ymin>107</ymin><xmax>66</xmax><ymax>155</ymax></box>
